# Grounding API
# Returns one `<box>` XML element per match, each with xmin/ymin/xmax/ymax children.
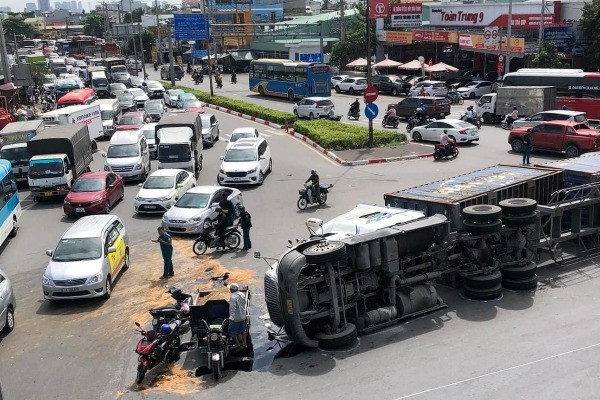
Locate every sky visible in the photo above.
<box><xmin>1</xmin><ymin>0</ymin><xmax>161</xmax><ymax>13</ymax></box>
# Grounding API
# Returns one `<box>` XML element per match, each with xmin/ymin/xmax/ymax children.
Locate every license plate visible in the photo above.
<box><xmin>232</xmin><ymin>177</ymin><xmax>242</xmax><ymax>181</ymax></box>
<box><xmin>145</xmin><ymin>205</ymin><xmax>157</xmax><ymax>209</ymax></box>
<box><xmin>44</xmin><ymin>191</ymin><xmax>53</xmax><ymax>196</ymax></box>
<box><xmin>76</xmin><ymin>207</ymin><xmax>85</xmax><ymax>213</ymax></box>
<box><xmin>64</xmin><ymin>287</ymin><xmax>80</xmax><ymax>292</ymax></box>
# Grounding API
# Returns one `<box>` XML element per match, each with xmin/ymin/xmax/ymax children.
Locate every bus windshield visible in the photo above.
<box><xmin>249</xmin><ymin>59</ymin><xmax>331</xmax><ymax>99</ymax></box>
<box><xmin>0</xmin><ymin>159</ymin><xmax>21</xmax><ymax>247</ymax></box>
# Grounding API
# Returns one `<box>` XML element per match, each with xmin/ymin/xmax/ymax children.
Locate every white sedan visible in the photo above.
<box><xmin>164</xmin><ymin>89</ymin><xmax>184</xmax><ymax>107</ymax></box>
<box><xmin>134</xmin><ymin>169</ymin><xmax>196</xmax><ymax>213</ymax></box>
<box><xmin>161</xmin><ymin>186</ymin><xmax>243</xmax><ymax>234</ymax></box>
<box><xmin>410</xmin><ymin>119</ymin><xmax>479</xmax><ymax>144</ymax></box>
<box><xmin>226</xmin><ymin>127</ymin><xmax>260</xmax><ymax>150</ymax></box>
<box><xmin>334</xmin><ymin>77</ymin><xmax>367</xmax><ymax>94</ymax></box>
<box><xmin>457</xmin><ymin>80</ymin><xmax>493</xmax><ymax>99</ymax></box>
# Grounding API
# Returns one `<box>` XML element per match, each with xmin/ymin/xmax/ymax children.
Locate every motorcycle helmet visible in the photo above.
<box><xmin>311</xmin><ymin>169</ymin><xmax>317</xmax><ymax>175</ymax></box>
<box><xmin>468</xmin><ymin>105</ymin><xmax>473</xmax><ymax>110</ymax></box>
<box><xmin>443</xmin><ymin>129</ymin><xmax>448</xmax><ymax>133</ymax></box>
<box><xmin>170</xmin><ymin>288</ymin><xmax>182</xmax><ymax>299</ymax></box>
<box><xmin>160</xmin><ymin>324</ymin><xmax>173</xmax><ymax>336</ymax></box>
<box><xmin>239</xmin><ymin>205</ymin><xmax>245</xmax><ymax>211</ymax></box>
<box><xmin>513</xmin><ymin>106</ymin><xmax>518</xmax><ymax>110</ymax></box>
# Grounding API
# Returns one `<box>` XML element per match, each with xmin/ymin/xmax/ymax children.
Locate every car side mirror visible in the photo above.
<box><xmin>138</xmin><ymin>183</ymin><xmax>143</xmax><ymax>187</ymax></box>
<box><xmin>176</xmin><ymin>183</ymin><xmax>183</xmax><ymax>188</ymax></box>
<box><xmin>219</xmin><ymin>156</ymin><xmax>224</xmax><ymax>160</ymax></box>
<box><xmin>527</xmin><ymin>128</ymin><xmax>533</xmax><ymax>133</ymax></box>
<box><xmin>107</xmin><ymin>246</ymin><xmax>117</xmax><ymax>254</ymax></box>
<box><xmin>211</xmin><ymin>202</ymin><xmax>219</xmax><ymax>208</ymax></box>
<box><xmin>46</xmin><ymin>249</ymin><xmax>53</xmax><ymax>256</ymax></box>
<box><xmin>101</xmin><ymin>152</ymin><xmax>107</xmax><ymax>158</ymax></box>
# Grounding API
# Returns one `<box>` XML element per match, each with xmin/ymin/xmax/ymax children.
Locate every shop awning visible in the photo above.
<box><xmin>398</xmin><ymin>59</ymin><xmax>422</xmax><ymax>70</ymax></box>
<box><xmin>374</xmin><ymin>58</ymin><xmax>402</xmax><ymax>68</ymax></box>
<box><xmin>346</xmin><ymin>58</ymin><xmax>367</xmax><ymax>68</ymax></box>
<box><xmin>426</xmin><ymin>62</ymin><xmax>458</xmax><ymax>72</ymax></box>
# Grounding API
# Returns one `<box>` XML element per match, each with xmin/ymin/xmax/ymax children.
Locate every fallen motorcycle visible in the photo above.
<box><xmin>433</xmin><ymin>140</ymin><xmax>459</xmax><ymax>160</ymax></box>
<box><xmin>134</xmin><ymin>319</ymin><xmax>182</xmax><ymax>384</ymax></box>
<box><xmin>148</xmin><ymin>286</ymin><xmax>194</xmax><ymax>331</ymax></box>
<box><xmin>297</xmin><ymin>183</ymin><xmax>333</xmax><ymax>210</ymax></box>
<box><xmin>192</xmin><ymin>225</ymin><xmax>242</xmax><ymax>255</ymax></box>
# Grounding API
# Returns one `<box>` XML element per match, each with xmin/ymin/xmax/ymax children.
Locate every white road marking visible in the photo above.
<box><xmin>392</xmin><ymin>341</ymin><xmax>600</xmax><ymax>399</ymax></box>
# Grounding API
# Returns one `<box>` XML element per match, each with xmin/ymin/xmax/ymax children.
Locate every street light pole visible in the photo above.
<box><xmin>138</xmin><ymin>23</ymin><xmax>146</xmax><ymax>79</ymax></box>
<box><xmin>505</xmin><ymin>0</ymin><xmax>512</xmax><ymax>76</ymax></box>
<box><xmin>0</xmin><ymin>15</ymin><xmax>11</xmax><ymax>84</ymax></box>
<box><xmin>366</xmin><ymin>0</ymin><xmax>373</xmax><ymax>148</ymax></box>
<box><xmin>167</xmin><ymin>22</ymin><xmax>175</xmax><ymax>87</ymax></box>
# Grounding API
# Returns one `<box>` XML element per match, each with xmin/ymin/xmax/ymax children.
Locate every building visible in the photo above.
<box><xmin>26</xmin><ymin>2</ymin><xmax>37</xmax><ymax>11</ymax></box>
<box><xmin>0</xmin><ymin>6</ymin><xmax>10</xmax><ymax>11</ymax></box>
<box><xmin>77</xmin><ymin>1</ymin><xmax>82</xmax><ymax>11</ymax></box>
<box><xmin>38</xmin><ymin>0</ymin><xmax>51</xmax><ymax>12</ymax></box>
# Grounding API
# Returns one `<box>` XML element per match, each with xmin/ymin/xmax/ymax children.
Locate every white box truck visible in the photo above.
<box><xmin>41</xmin><ymin>104</ymin><xmax>103</xmax><ymax>151</ymax></box>
<box><xmin>476</xmin><ymin>86</ymin><xmax>557</xmax><ymax>124</ymax></box>
<box><xmin>0</xmin><ymin>120</ymin><xmax>45</xmax><ymax>184</ymax></box>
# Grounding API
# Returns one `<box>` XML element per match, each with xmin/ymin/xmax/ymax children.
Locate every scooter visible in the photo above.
<box><xmin>347</xmin><ymin>107</ymin><xmax>360</xmax><ymax>120</ymax></box>
<box><xmin>406</xmin><ymin>115</ymin><xmax>429</xmax><ymax>132</ymax></box>
<box><xmin>153</xmin><ymin>61</ymin><xmax>159</xmax><ymax>71</ymax></box>
<box><xmin>231</xmin><ymin>73</ymin><xmax>237</xmax><ymax>84</ymax></box>
<box><xmin>134</xmin><ymin>319</ymin><xmax>182</xmax><ymax>384</ymax></box>
<box><xmin>433</xmin><ymin>140</ymin><xmax>459</xmax><ymax>160</ymax></box>
<box><xmin>194</xmin><ymin>75</ymin><xmax>201</xmax><ymax>85</ymax></box>
<box><xmin>192</xmin><ymin>224</ymin><xmax>242</xmax><ymax>255</ymax></box>
<box><xmin>148</xmin><ymin>286</ymin><xmax>194</xmax><ymax>331</ymax></box>
<box><xmin>297</xmin><ymin>183</ymin><xmax>333</xmax><ymax>210</ymax></box>
<box><xmin>460</xmin><ymin>113</ymin><xmax>482</xmax><ymax>129</ymax></box>
<box><xmin>447</xmin><ymin>91</ymin><xmax>464</xmax><ymax>105</ymax></box>
<box><xmin>382</xmin><ymin>114</ymin><xmax>399</xmax><ymax>129</ymax></box>
<box><xmin>501</xmin><ymin>114</ymin><xmax>514</xmax><ymax>130</ymax></box>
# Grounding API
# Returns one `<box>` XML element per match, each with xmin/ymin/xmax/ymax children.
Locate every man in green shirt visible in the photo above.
<box><xmin>152</xmin><ymin>227</ymin><xmax>174</xmax><ymax>279</ymax></box>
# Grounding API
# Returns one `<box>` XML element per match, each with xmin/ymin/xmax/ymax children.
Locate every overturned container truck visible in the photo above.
<box><xmin>263</xmin><ymin>162</ymin><xmax>600</xmax><ymax>349</ymax></box>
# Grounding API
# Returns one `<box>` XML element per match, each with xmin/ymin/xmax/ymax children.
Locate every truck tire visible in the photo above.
<box><xmin>501</xmin><ymin>262</ymin><xmax>537</xmax><ymax>281</ymax></box>
<box><xmin>302</xmin><ymin>241</ymin><xmax>346</xmax><ymax>264</ymax></box>
<box><xmin>502</xmin><ymin>275</ymin><xmax>538</xmax><ymax>291</ymax></box>
<box><xmin>502</xmin><ymin>211</ymin><xmax>538</xmax><ymax>227</ymax></box>
<box><xmin>462</xmin><ymin>270</ymin><xmax>502</xmax><ymax>290</ymax></box>
<box><xmin>462</xmin><ymin>219</ymin><xmax>502</xmax><ymax>235</ymax></box>
<box><xmin>315</xmin><ymin>323</ymin><xmax>357</xmax><ymax>349</ymax></box>
<box><xmin>564</xmin><ymin>144</ymin><xmax>580</xmax><ymax>159</ymax></box>
<box><xmin>462</xmin><ymin>205</ymin><xmax>502</xmax><ymax>223</ymax></box>
<box><xmin>499</xmin><ymin>198</ymin><xmax>537</xmax><ymax>216</ymax></box>
<box><xmin>511</xmin><ymin>139</ymin><xmax>524</xmax><ymax>153</ymax></box>
<box><xmin>464</xmin><ymin>283</ymin><xmax>502</xmax><ymax>301</ymax></box>
<box><xmin>482</xmin><ymin>113</ymin><xmax>493</xmax><ymax>124</ymax></box>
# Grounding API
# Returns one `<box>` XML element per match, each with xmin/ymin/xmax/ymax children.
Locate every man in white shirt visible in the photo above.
<box><xmin>440</xmin><ymin>130</ymin><xmax>450</xmax><ymax>155</ymax></box>
<box><xmin>228</xmin><ymin>283</ymin><xmax>247</xmax><ymax>348</ymax></box>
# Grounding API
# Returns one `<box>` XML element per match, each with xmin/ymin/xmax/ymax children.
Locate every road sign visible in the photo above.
<box><xmin>193</xmin><ymin>50</ymin><xmax>208</xmax><ymax>60</ymax></box>
<box><xmin>498</xmin><ymin>54</ymin><xmax>504</xmax><ymax>62</ymax></box>
<box><xmin>369</xmin><ymin>0</ymin><xmax>389</xmax><ymax>18</ymax></box>
<box><xmin>363</xmin><ymin>85</ymin><xmax>379</xmax><ymax>103</ymax></box>
<box><xmin>299</xmin><ymin>53</ymin><xmax>322</xmax><ymax>63</ymax></box>
<box><xmin>173</xmin><ymin>14</ymin><xmax>210</xmax><ymax>41</ymax></box>
<box><xmin>365</xmin><ymin>103</ymin><xmax>379</xmax><ymax>120</ymax></box>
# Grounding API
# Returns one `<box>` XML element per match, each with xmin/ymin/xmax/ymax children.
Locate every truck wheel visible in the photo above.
<box><xmin>511</xmin><ymin>139</ymin><xmax>524</xmax><ymax>153</ymax></box>
<box><xmin>502</xmin><ymin>275</ymin><xmax>538</xmax><ymax>291</ymax></box>
<box><xmin>482</xmin><ymin>113</ymin><xmax>493</xmax><ymax>124</ymax></box>
<box><xmin>462</xmin><ymin>219</ymin><xmax>502</xmax><ymax>235</ymax></box>
<box><xmin>499</xmin><ymin>198</ymin><xmax>537</xmax><ymax>216</ymax></box>
<box><xmin>501</xmin><ymin>262</ymin><xmax>537</xmax><ymax>281</ymax></box>
<box><xmin>462</xmin><ymin>205</ymin><xmax>502</xmax><ymax>223</ymax></box>
<box><xmin>462</xmin><ymin>270</ymin><xmax>502</xmax><ymax>290</ymax></box>
<box><xmin>502</xmin><ymin>211</ymin><xmax>538</xmax><ymax>227</ymax></box>
<box><xmin>303</xmin><ymin>241</ymin><xmax>346</xmax><ymax>264</ymax></box>
<box><xmin>464</xmin><ymin>283</ymin><xmax>502</xmax><ymax>301</ymax></box>
<box><xmin>315</xmin><ymin>323</ymin><xmax>357</xmax><ymax>349</ymax></box>
<box><xmin>564</xmin><ymin>144</ymin><xmax>580</xmax><ymax>158</ymax></box>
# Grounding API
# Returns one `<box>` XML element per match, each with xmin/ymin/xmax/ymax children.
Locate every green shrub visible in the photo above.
<box><xmin>162</xmin><ymin>82</ymin><xmax>295</xmax><ymax>124</ymax></box>
<box><xmin>293</xmin><ymin>119</ymin><xmax>406</xmax><ymax>151</ymax></box>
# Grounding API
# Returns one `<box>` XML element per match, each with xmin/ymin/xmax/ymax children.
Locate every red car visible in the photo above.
<box><xmin>182</xmin><ymin>98</ymin><xmax>204</xmax><ymax>113</ymax></box>
<box><xmin>63</xmin><ymin>172</ymin><xmax>125</xmax><ymax>216</ymax></box>
<box><xmin>116</xmin><ymin>111</ymin><xmax>150</xmax><ymax>131</ymax></box>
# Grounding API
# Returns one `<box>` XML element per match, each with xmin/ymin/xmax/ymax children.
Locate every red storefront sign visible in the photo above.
<box><xmin>369</xmin><ymin>0</ymin><xmax>389</xmax><ymax>18</ymax></box>
<box><xmin>489</xmin><ymin>13</ymin><xmax>555</xmax><ymax>28</ymax></box>
<box><xmin>412</xmin><ymin>29</ymin><xmax>459</xmax><ymax>43</ymax></box>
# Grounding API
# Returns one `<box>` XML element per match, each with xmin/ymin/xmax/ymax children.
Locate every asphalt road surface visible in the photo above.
<box><xmin>0</xmin><ymin>71</ymin><xmax>599</xmax><ymax>400</ymax></box>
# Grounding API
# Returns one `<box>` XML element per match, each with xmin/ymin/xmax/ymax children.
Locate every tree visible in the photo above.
<box><xmin>3</xmin><ymin>15</ymin><xmax>39</xmax><ymax>37</ymax></box>
<box><xmin>123</xmin><ymin>8</ymin><xmax>143</xmax><ymax>23</ymax></box>
<box><xmin>579</xmin><ymin>0</ymin><xmax>600</xmax><ymax>69</ymax></box>
<box><xmin>529</xmin><ymin>40</ymin><xmax>566</xmax><ymax>68</ymax></box>
<box><xmin>84</xmin><ymin>12</ymin><xmax>106</xmax><ymax>37</ymax></box>
<box><xmin>330</xmin><ymin>2</ymin><xmax>376</xmax><ymax>69</ymax></box>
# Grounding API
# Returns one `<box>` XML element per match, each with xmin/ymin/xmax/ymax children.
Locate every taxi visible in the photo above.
<box><xmin>42</xmin><ymin>215</ymin><xmax>129</xmax><ymax>301</ymax></box>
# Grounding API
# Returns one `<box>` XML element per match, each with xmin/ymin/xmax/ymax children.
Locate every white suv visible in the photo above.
<box><xmin>334</xmin><ymin>77</ymin><xmax>367</xmax><ymax>95</ymax></box>
<box><xmin>217</xmin><ymin>138</ymin><xmax>272</xmax><ymax>186</ymax></box>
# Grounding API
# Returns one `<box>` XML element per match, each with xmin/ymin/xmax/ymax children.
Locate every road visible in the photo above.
<box><xmin>0</xmin><ymin>69</ymin><xmax>598</xmax><ymax>400</ymax></box>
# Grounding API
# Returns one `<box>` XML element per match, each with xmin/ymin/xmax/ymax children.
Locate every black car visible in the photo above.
<box><xmin>372</xmin><ymin>75</ymin><xmax>412</xmax><ymax>96</ymax></box>
<box><xmin>160</xmin><ymin>65</ymin><xmax>184</xmax><ymax>81</ymax></box>
<box><xmin>143</xmin><ymin>99</ymin><xmax>166</xmax><ymax>121</ymax></box>
<box><xmin>388</xmin><ymin>96</ymin><xmax>451</xmax><ymax>120</ymax></box>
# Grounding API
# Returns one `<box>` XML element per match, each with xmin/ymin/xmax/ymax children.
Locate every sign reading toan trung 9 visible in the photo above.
<box><xmin>429</xmin><ymin>3</ymin><xmax>555</xmax><ymax>28</ymax></box>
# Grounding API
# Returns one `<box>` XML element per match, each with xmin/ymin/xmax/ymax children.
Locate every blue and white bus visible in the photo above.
<box><xmin>0</xmin><ymin>159</ymin><xmax>21</xmax><ymax>246</ymax></box>
<box><xmin>249</xmin><ymin>59</ymin><xmax>331</xmax><ymax>100</ymax></box>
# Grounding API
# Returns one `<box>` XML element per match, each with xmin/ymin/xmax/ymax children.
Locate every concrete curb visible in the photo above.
<box><xmin>203</xmin><ymin>102</ymin><xmax>433</xmax><ymax>166</ymax></box>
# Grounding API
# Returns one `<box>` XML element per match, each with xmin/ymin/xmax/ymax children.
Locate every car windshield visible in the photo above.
<box><xmin>141</xmin><ymin>128</ymin><xmax>155</xmax><ymax>140</ymax></box>
<box><xmin>53</xmin><ymin>238</ymin><xmax>102</xmax><ymax>261</ymax></box>
<box><xmin>110</xmin><ymin>83</ymin><xmax>126</xmax><ymax>92</ymax></box>
<box><xmin>0</xmin><ymin>146</ymin><xmax>29</xmax><ymax>164</ymax></box>
<box><xmin>117</xmin><ymin>93</ymin><xmax>134</xmax><ymax>103</ymax></box>
<box><xmin>119</xmin><ymin>116</ymin><xmax>143</xmax><ymax>125</ymax></box>
<box><xmin>224</xmin><ymin>148</ymin><xmax>257</xmax><ymax>162</ymax></box>
<box><xmin>179</xmin><ymin>94</ymin><xmax>194</xmax><ymax>101</ymax></box>
<box><xmin>107</xmin><ymin>144</ymin><xmax>139</xmax><ymax>158</ymax></box>
<box><xmin>29</xmin><ymin>158</ymin><xmax>63</xmax><ymax>178</ymax></box>
<box><xmin>143</xmin><ymin>175</ymin><xmax>174</xmax><ymax>189</ymax></box>
<box><xmin>147</xmin><ymin>82</ymin><xmax>162</xmax><ymax>89</ymax></box>
<box><xmin>144</xmin><ymin>102</ymin><xmax>163</xmax><ymax>112</ymax></box>
<box><xmin>175</xmin><ymin>192</ymin><xmax>210</xmax><ymax>208</ymax></box>
<box><xmin>169</xmin><ymin>89</ymin><xmax>183</xmax><ymax>97</ymax></box>
<box><xmin>44</xmin><ymin>76</ymin><xmax>55</xmax><ymax>83</ymax></box>
<box><xmin>128</xmin><ymin>89</ymin><xmax>144</xmax><ymax>97</ymax></box>
<box><xmin>101</xmin><ymin>110</ymin><xmax>114</xmax><ymax>120</ymax></box>
<box><xmin>230</xmin><ymin>131</ymin><xmax>254</xmax><ymax>142</ymax></box>
<box><xmin>71</xmin><ymin>178</ymin><xmax>105</xmax><ymax>192</ymax></box>
<box><xmin>129</xmin><ymin>77</ymin><xmax>143</xmax><ymax>85</ymax></box>
<box><xmin>183</xmin><ymin>99</ymin><xmax>201</xmax><ymax>108</ymax></box>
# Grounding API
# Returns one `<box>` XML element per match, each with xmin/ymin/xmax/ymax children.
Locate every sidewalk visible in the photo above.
<box><xmin>333</xmin><ymin>143</ymin><xmax>434</xmax><ymax>165</ymax></box>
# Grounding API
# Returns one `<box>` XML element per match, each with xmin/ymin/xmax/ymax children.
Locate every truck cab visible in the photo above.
<box><xmin>157</xmin><ymin>127</ymin><xmax>198</xmax><ymax>173</ymax></box>
<box><xmin>28</xmin><ymin>153</ymin><xmax>74</xmax><ymax>199</ymax></box>
<box><xmin>0</xmin><ymin>120</ymin><xmax>45</xmax><ymax>184</ymax></box>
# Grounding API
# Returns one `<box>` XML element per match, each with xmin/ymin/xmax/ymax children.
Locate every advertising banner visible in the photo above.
<box><xmin>379</xmin><ymin>30</ymin><xmax>413</xmax><ymax>44</ymax></box>
<box><xmin>543</xmin><ymin>26</ymin><xmax>576</xmax><ymax>53</ymax></box>
<box><xmin>369</xmin><ymin>0</ymin><xmax>389</xmax><ymax>18</ymax></box>
<box><xmin>412</xmin><ymin>29</ymin><xmax>459</xmax><ymax>43</ymax></box>
<box><xmin>390</xmin><ymin>3</ymin><xmax>422</xmax><ymax>27</ymax></box>
<box><xmin>484</xmin><ymin>26</ymin><xmax>499</xmax><ymax>48</ymax></box>
<box><xmin>429</xmin><ymin>3</ymin><xmax>555</xmax><ymax>28</ymax></box>
<box><xmin>459</xmin><ymin>34</ymin><xmax>523</xmax><ymax>53</ymax></box>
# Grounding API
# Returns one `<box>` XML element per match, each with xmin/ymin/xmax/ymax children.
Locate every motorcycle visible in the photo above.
<box><xmin>382</xmin><ymin>114</ymin><xmax>399</xmax><ymax>129</ymax></box>
<box><xmin>134</xmin><ymin>319</ymin><xmax>182</xmax><ymax>384</ymax></box>
<box><xmin>153</xmin><ymin>61</ymin><xmax>158</xmax><ymax>71</ymax></box>
<box><xmin>215</xmin><ymin>76</ymin><xmax>223</xmax><ymax>89</ymax></box>
<box><xmin>231</xmin><ymin>73</ymin><xmax>237</xmax><ymax>84</ymax></box>
<box><xmin>347</xmin><ymin>107</ymin><xmax>360</xmax><ymax>120</ymax></box>
<box><xmin>148</xmin><ymin>286</ymin><xmax>194</xmax><ymax>331</ymax></box>
<box><xmin>192</xmin><ymin>224</ymin><xmax>242</xmax><ymax>255</ymax></box>
<box><xmin>447</xmin><ymin>91</ymin><xmax>464</xmax><ymax>105</ymax></box>
<box><xmin>433</xmin><ymin>140</ymin><xmax>459</xmax><ymax>160</ymax></box>
<box><xmin>186</xmin><ymin>64</ymin><xmax>192</xmax><ymax>74</ymax></box>
<box><xmin>460</xmin><ymin>113</ymin><xmax>482</xmax><ymax>129</ymax></box>
<box><xmin>194</xmin><ymin>75</ymin><xmax>201</xmax><ymax>85</ymax></box>
<box><xmin>297</xmin><ymin>182</ymin><xmax>333</xmax><ymax>210</ymax></box>
<box><xmin>406</xmin><ymin>115</ymin><xmax>428</xmax><ymax>132</ymax></box>
<box><xmin>501</xmin><ymin>114</ymin><xmax>514</xmax><ymax>130</ymax></box>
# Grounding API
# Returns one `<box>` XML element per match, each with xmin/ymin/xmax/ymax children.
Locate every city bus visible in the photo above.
<box><xmin>502</xmin><ymin>68</ymin><xmax>600</xmax><ymax>119</ymax></box>
<box><xmin>0</xmin><ymin>159</ymin><xmax>21</xmax><ymax>247</ymax></box>
<box><xmin>249</xmin><ymin>59</ymin><xmax>331</xmax><ymax>100</ymax></box>
<box><xmin>56</xmin><ymin>88</ymin><xmax>98</xmax><ymax>109</ymax></box>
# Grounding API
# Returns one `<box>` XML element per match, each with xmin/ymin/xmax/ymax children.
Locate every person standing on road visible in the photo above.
<box><xmin>228</xmin><ymin>283</ymin><xmax>248</xmax><ymax>349</ymax></box>
<box><xmin>239</xmin><ymin>205</ymin><xmax>252</xmax><ymax>250</ymax></box>
<box><xmin>522</xmin><ymin>130</ymin><xmax>532</xmax><ymax>165</ymax></box>
<box><xmin>152</xmin><ymin>227</ymin><xmax>174</xmax><ymax>279</ymax></box>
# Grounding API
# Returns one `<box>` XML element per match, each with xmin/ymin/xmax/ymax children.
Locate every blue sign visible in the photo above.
<box><xmin>543</xmin><ymin>27</ymin><xmax>577</xmax><ymax>54</ymax></box>
<box><xmin>173</xmin><ymin>14</ymin><xmax>209</xmax><ymax>41</ymax></box>
<box><xmin>193</xmin><ymin>50</ymin><xmax>208</xmax><ymax>60</ymax></box>
<box><xmin>365</xmin><ymin>103</ymin><xmax>379</xmax><ymax>120</ymax></box>
<box><xmin>299</xmin><ymin>53</ymin><xmax>322</xmax><ymax>63</ymax></box>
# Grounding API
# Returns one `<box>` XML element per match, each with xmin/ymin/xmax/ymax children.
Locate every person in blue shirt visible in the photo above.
<box><xmin>152</xmin><ymin>227</ymin><xmax>174</xmax><ymax>279</ymax></box>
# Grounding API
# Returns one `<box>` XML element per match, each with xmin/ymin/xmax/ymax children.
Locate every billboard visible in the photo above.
<box><xmin>412</xmin><ymin>29</ymin><xmax>459</xmax><ymax>43</ymax></box>
<box><xmin>369</xmin><ymin>0</ymin><xmax>389</xmax><ymax>18</ymax></box>
<box><xmin>544</xmin><ymin>27</ymin><xmax>577</xmax><ymax>53</ymax></box>
<box><xmin>390</xmin><ymin>3</ymin><xmax>422</xmax><ymax>27</ymax></box>
<box><xmin>429</xmin><ymin>3</ymin><xmax>555</xmax><ymax>28</ymax></box>
<box><xmin>459</xmin><ymin>33</ymin><xmax>524</xmax><ymax>53</ymax></box>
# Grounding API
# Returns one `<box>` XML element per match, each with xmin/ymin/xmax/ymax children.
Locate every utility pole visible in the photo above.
<box><xmin>0</xmin><ymin>15</ymin><xmax>11</xmax><ymax>83</ymax></box>
<box><xmin>206</xmin><ymin>0</ymin><xmax>214</xmax><ymax>96</ymax></box>
<box><xmin>505</xmin><ymin>0</ymin><xmax>512</xmax><ymax>75</ymax></box>
<box><xmin>155</xmin><ymin>0</ymin><xmax>161</xmax><ymax>65</ymax></box>
<box><xmin>366</xmin><ymin>0</ymin><xmax>372</xmax><ymax>147</ymax></box>
<box><xmin>319</xmin><ymin>21</ymin><xmax>323</xmax><ymax>61</ymax></box>
<box><xmin>139</xmin><ymin>23</ymin><xmax>146</xmax><ymax>78</ymax></box>
<box><xmin>167</xmin><ymin>22</ymin><xmax>175</xmax><ymax>87</ymax></box>
<box><xmin>538</xmin><ymin>0</ymin><xmax>545</xmax><ymax>47</ymax></box>
<box><xmin>132</xmin><ymin>28</ymin><xmax>138</xmax><ymax>76</ymax></box>
<box><xmin>13</xmin><ymin>35</ymin><xmax>19</xmax><ymax>65</ymax></box>
<box><xmin>339</xmin><ymin>0</ymin><xmax>345</xmax><ymax>42</ymax></box>
<box><xmin>65</xmin><ymin>17</ymin><xmax>69</xmax><ymax>37</ymax></box>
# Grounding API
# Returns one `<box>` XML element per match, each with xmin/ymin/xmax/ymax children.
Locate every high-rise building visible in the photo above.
<box><xmin>38</xmin><ymin>0</ymin><xmax>51</xmax><ymax>11</ymax></box>
<box><xmin>70</xmin><ymin>0</ymin><xmax>76</xmax><ymax>10</ymax></box>
<box><xmin>26</xmin><ymin>2</ymin><xmax>37</xmax><ymax>11</ymax></box>
<box><xmin>0</xmin><ymin>6</ymin><xmax>10</xmax><ymax>11</ymax></box>
<box><xmin>77</xmin><ymin>1</ymin><xmax>82</xmax><ymax>10</ymax></box>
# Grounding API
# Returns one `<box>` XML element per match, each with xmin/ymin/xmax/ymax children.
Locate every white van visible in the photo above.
<box><xmin>92</xmin><ymin>99</ymin><xmax>121</xmax><ymax>137</ymax></box>
<box><xmin>91</xmin><ymin>70</ymin><xmax>109</xmax><ymax>96</ymax></box>
<box><xmin>103</xmin><ymin>130</ymin><xmax>151</xmax><ymax>181</ymax></box>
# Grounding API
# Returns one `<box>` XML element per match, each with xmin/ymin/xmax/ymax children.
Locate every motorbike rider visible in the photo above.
<box><xmin>213</xmin><ymin>207</ymin><xmax>227</xmax><ymax>250</ymax></box>
<box><xmin>464</xmin><ymin>105</ymin><xmax>477</xmax><ymax>124</ymax></box>
<box><xmin>350</xmin><ymin>98</ymin><xmax>360</xmax><ymax>115</ymax></box>
<box><xmin>231</xmin><ymin>70</ymin><xmax>237</xmax><ymax>83</ymax></box>
<box><xmin>506</xmin><ymin>106</ymin><xmax>519</xmax><ymax>125</ymax></box>
<box><xmin>187</xmin><ymin>62</ymin><xmax>192</xmax><ymax>74</ymax></box>
<box><xmin>305</xmin><ymin>169</ymin><xmax>320</xmax><ymax>204</ymax></box>
<box><xmin>153</xmin><ymin>60</ymin><xmax>159</xmax><ymax>70</ymax></box>
<box><xmin>414</xmin><ymin>102</ymin><xmax>427</xmax><ymax>124</ymax></box>
<box><xmin>440</xmin><ymin>129</ymin><xmax>451</xmax><ymax>156</ymax></box>
<box><xmin>384</xmin><ymin>106</ymin><xmax>397</xmax><ymax>125</ymax></box>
